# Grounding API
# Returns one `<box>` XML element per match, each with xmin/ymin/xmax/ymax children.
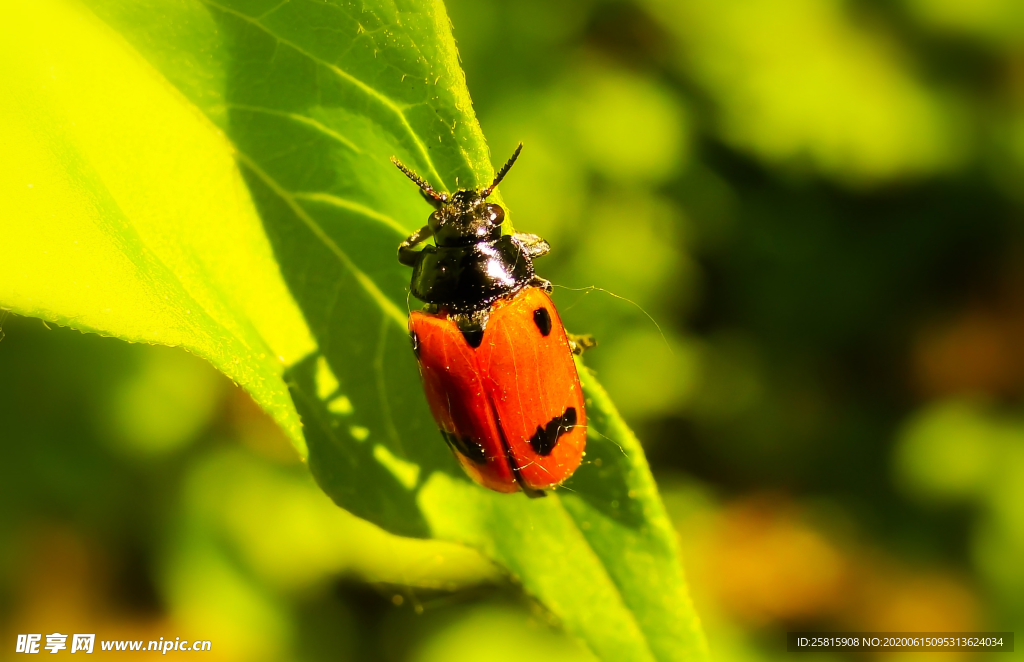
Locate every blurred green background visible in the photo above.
<box><xmin>3</xmin><ymin>0</ymin><xmax>1023</xmax><ymax>659</ymax></box>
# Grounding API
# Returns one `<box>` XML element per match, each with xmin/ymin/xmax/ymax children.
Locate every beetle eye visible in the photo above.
<box><xmin>487</xmin><ymin>204</ymin><xmax>505</xmax><ymax>225</ymax></box>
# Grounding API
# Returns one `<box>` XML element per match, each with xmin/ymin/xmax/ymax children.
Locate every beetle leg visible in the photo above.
<box><xmin>513</xmin><ymin>232</ymin><xmax>550</xmax><ymax>258</ymax></box>
<box><xmin>530</xmin><ymin>276</ymin><xmax>553</xmax><ymax>293</ymax></box>
<box><xmin>567</xmin><ymin>333</ymin><xmax>597</xmax><ymax>356</ymax></box>
<box><xmin>398</xmin><ymin>224</ymin><xmax>433</xmax><ymax>266</ymax></box>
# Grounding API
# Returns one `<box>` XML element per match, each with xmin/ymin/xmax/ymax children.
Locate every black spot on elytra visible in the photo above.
<box><xmin>409</xmin><ymin>330</ymin><xmax>420</xmax><ymax>359</ymax></box>
<box><xmin>529</xmin><ymin>406</ymin><xmax>577</xmax><ymax>456</ymax></box>
<box><xmin>461</xmin><ymin>327</ymin><xmax>484</xmax><ymax>348</ymax></box>
<box><xmin>533</xmin><ymin>307</ymin><xmax>552</xmax><ymax>336</ymax></box>
<box><xmin>441</xmin><ymin>430</ymin><xmax>487</xmax><ymax>464</ymax></box>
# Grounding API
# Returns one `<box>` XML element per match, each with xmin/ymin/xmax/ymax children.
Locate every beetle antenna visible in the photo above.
<box><xmin>391</xmin><ymin>156</ymin><xmax>446</xmax><ymax>202</ymax></box>
<box><xmin>482</xmin><ymin>142</ymin><xmax>523</xmax><ymax>196</ymax></box>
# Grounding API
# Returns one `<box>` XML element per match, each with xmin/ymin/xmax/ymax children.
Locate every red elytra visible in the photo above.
<box><xmin>409</xmin><ymin>287</ymin><xmax>586</xmax><ymax>495</ymax></box>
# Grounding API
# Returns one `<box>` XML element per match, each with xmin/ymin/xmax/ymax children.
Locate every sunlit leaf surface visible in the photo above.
<box><xmin>0</xmin><ymin>0</ymin><xmax>707</xmax><ymax>659</ymax></box>
<box><xmin>0</xmin><ymin>0</ymin><xmax>314</xmax><ymax>448</ymax></box>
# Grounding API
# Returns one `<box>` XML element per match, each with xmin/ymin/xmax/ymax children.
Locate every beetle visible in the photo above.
<box><xmin>393</xmin><ymin>144</ymin><xmax>589</xmax><ymax>497</ymax></box>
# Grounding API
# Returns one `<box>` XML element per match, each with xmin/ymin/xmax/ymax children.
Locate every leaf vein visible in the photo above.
<box><xmin>291</xmin><ymin>191</ymin><xmax>407</xmax><ymax>235</ymax></box>
<box><xmin>223</xmin><ymin>103</ymin><xmax>363</xmax><ymax>154</ymax></box>
<box><xmin>234</xmin><ymin>150</ymin><xmax>407</xmax><ymax>330</ymax></box>
<box><xmin>198</xmin><ymin>0</ymin><xmax>447</xmax><ymax>190</ymax></box>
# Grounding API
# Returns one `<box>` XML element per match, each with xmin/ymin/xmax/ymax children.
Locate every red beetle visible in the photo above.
<box><xmin>393</xmin><ymin>145</ymin><xmax>590</xmax><ymax>497</ymax></box>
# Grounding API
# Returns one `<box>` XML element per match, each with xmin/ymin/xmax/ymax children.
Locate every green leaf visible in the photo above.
<box><xmin>0</xmin><ymin>0</ymin><xmax>314</xmax><ymax>449</ymax></box>
<box><xmin>1</xmin><ymin>0</ymin><xmax>708</xmax><ymax>660</ymax></box>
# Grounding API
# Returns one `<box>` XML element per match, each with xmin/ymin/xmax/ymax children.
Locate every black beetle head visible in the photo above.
<box><xmin>391</xmin><ymin>144</ymin><xmax>521</xmax><ymax>247</ymax></box>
